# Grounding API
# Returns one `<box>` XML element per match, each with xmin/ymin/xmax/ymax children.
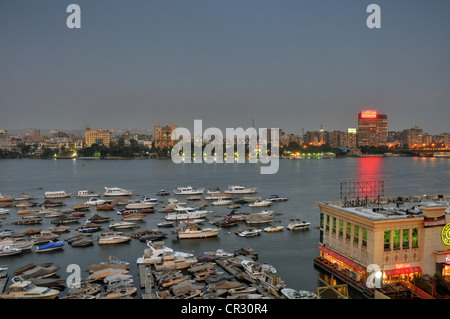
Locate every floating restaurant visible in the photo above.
<box><xmin>314</xmin><ymin>181</ymin><xmax>450</xmax><ymax>298</ymax></box>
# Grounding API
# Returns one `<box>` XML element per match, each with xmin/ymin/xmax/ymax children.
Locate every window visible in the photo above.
<box><xmin>325</xmin><ymin>215</ymin><xmax>330</xmax><ymax>231</ymax></box>
<box><xmin>362</xmin><ymin>228</ymin><xmax>367</xmax><ymax>247</ymax></box>
<box><xmin>402</xmin><ymin>229</ymin><xmax>409</xmax><ymax>249</ymax></box>
<box><xmin>346</xmin><ymin>222</ymin><xmax>351</xmax><ymax>240</ymax></box>
<box><xmin>412</xmin><ymin>228</ymin><xmax>418</xmax><ymax>248</ymax></box>
<box><xmin>332</xmin><ymin>217</ymin><xmax>336</xmax><ymax>234</ymax></box>
<box><xmin>339</xmin><ymin>220</ymin><xmax>344</xmax><ymax>237</ymax></box>
<box><xmin>393</xmin><ymin>229</ymin><xmax>400</xmax><ymax>249</ymax></box>
<box><xmin>384</xmin><ymin>230</ymin><xmax>391</xmax><ymax>250</ymax></box>
<box><xmin>320</xmin><ymin>213</ymin><xmax>324</xmax><ymax>229</ymax></box>
<box><xmin>354</xmin><ymin>225</ymin><xmax>359</xmax><ymax>244</ymax></box>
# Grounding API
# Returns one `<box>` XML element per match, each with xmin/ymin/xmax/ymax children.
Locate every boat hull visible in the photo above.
<box><xmin>178</xmin><ymin>229</ymin><xmax>220</xmax><ymax>239</ymax></box>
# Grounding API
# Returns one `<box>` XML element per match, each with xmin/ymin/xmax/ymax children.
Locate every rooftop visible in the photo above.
<box><xmin>319</xmin><ymin>194</ymin><xmax>450</xmax><ymax>222</ymax></box>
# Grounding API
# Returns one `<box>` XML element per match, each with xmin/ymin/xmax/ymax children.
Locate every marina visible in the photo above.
<box><xmin>0</xmin><ymin>157</ymin><xmax>449</xmax><ymax>299</ymax></box>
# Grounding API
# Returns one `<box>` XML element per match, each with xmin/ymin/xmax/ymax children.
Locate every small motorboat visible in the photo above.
<box><xmin>238</xmin><ymin>229</ymin><xmax>262</xmax><ymax>237</ymax></box>
<box><xmin>287</xmin><ymin>219</ymin><xmax>311</xmax><ymax>231</ymax></box>
<box><xmin>156</xmin><ymin>190</ymin><xmax>170</xmax><ymax>196</ymax></box>
<box><xmin>98</xmin><ymin>232</ymin><xmax>131</xmax><ymax>245</ymax></box>
<box><xmin>264</xmin><ymin>225</ymin><xmax>284</xmax><ymax>232</ymax></box>
<box><xmin>35</xmin><ymin>241</ymin><xmax>64</xmax><ymax>253</ymax></box>
<box><xmin>211</xmin><ymin>198</ymin><xmax>233</xmax><ymax>206</ymax></box>
<box><xmin>0</xmin><ymin>280</ymin><xmax>59</xmax><ymax>299</ymax></box>
<box><xmin>249</xmin><ymin>200</ymin><xmax>272</xmax><ymax>207</ymax></box>
<box><xmin>0</xmin><ymin>245</ymin><xmax>22</xmax><ymax>257</ymax></box>
<box><xmin>109</xmin><ymin>221</ymin><xmax>137</xmax><ymax>230</ymax></box>
<box><xmin>266</xmin><ymin>195</ymin><xmax>288</xmax><ymax>202</ymax></box>
<box><xmin>77</xmin><ymin>190</ymin><xmax>100</xmax><ymax>197</ymax></box>
<box><xmin>157</xmin><ymin>221</ymin><xmax>175</xmax><ymax>228</ymax></box>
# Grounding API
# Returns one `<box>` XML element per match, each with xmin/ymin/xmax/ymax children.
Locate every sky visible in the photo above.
<box><xmin>1</xmin><ymin>0</ymin><xmax>449</xmax><ymax>135</ymax></box>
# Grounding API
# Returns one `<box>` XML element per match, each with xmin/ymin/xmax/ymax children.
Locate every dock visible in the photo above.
<box><xmin>0</xmin><ymin>268</ymin><xmax>8</xmax><ymax>293</ymax></box>
<box><xmin>139</xmin><ymin>264</ymin><xmax>155</xmax><ymax>299</ymax></box>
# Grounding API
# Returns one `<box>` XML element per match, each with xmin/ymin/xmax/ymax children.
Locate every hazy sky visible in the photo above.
<box><xmin>1</xmin><ymin>0</ymin><xmax>449</xmax><ymax>135</ymax></box>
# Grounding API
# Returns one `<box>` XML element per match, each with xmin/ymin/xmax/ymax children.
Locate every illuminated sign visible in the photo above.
<box><xmin>361</xmin><ymin>110</ymin><xmax>377</xmax><ymax>119</ymax></box>
<box><xmin>348</xmin><ymin>128</ymin><xmax>357</xmax><ymax>134</ymax></box>
<box><xmin>442</xmin><ymin>223</ymin><xmax>450</xmax><ymax>246</ymax></box>
<box><xmin>394</xmin><ymin>263</ymin><xmax>411</xmax><ymax>270</ymax></box>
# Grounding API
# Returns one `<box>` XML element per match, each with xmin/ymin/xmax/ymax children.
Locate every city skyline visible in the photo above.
<box><xmin>1</xmin><ymin>1</ymin><xmax>449</xmax><ymax>134</ymax></box>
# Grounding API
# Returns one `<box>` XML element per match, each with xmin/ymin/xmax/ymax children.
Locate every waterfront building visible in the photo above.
<box><xmin>85</xmin><ymin>126</ymin><xmax>112</xmax><ymax>147</ymax></box>
<box><xmin>154</xmin><ymin>125</ymin><xmax>177</xmax><ymax>149</ymax></box>
<box><xmin>316</xmin><ymin>193</ymin><xmax>450</xmax><ymax>298</ymax></box>
<box><xmin>357</xmin><ymin>110</ymin><xmax>388</xmax><ymax>147</ymax></box>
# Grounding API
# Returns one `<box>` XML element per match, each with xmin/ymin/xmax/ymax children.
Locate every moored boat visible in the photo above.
<box><xmin>104</xmin><ymin>187</ymin><xmax>133</xmax><ymax>197</ymax></box>
<box><xmin>0</xmin><ymin>245</ymin><xmax>22</xmax><ymax>256</ymax></box>
<box><xmin>0</xmin><ymin>280</ymin><xmax>59</xmax><ymax>299</ymax></box>
<box><xmin>249</xmin><ymin>200</ymin><xmax>272</xmax><ymax>207</ymax></box>
<box><xmin>173</xmin><ymin>186</ymin><xmax>205</xmax><ymax>195</ymax></box>
<box><xmin>77</xmin><ymin>190</ymin><xmax>100</xmax><ymax>197</ymax></box>
<box><xmin>176</xmin><ymin>225</ymin><xmax>220</xmax><ymax>239</ymax></box>
<box><xmin>224</xmin><ymin>185</ymin><xmax>257</xmax><ymax>194</ymax></box>
<box><xmin>98</xmin><ymin>232</ymin><xmax>131</xmax><ymax>245</ymax></box>
<box><xmin>44</xmin><ymin>191</ymin><xmax>71</xmax><ymax>199</ymax></box>
<box><xmin>287</xmin><ymin>219</ymin><xmax>311</xmax><ymax>231</ymax></box>
<box><xmin>264</xmin><ymin>225</ymin><xmax>284</xmax><ymax>232</ymax></box>
<box><xmin>35</xmin><ymin>241</ymin><xmax>64</xmax><ymax>253</ymax></box>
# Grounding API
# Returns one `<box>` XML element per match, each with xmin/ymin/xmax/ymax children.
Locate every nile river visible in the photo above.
<box><xmin>0</xmin><ymin>157</ymin><xmax>449</xmax><ymax>298</ymax></box>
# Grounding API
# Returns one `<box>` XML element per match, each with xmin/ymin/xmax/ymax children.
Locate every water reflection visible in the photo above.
<box><xmin>356</xmin><ymin>157</ymin><xmax>384</xmax><ymax>182</ymax></box>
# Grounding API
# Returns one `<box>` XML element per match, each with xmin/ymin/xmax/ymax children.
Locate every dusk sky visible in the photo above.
<box><xmin>1</xmin><ymin>0</ymin><xmax>449</xmax><ymax>135</ymax></box>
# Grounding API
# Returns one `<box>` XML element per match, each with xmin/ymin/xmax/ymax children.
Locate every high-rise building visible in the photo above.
<box><xmin>154</xmin><ymin>125</ymin><xmax>177</xmax><ymax>149</ymax></box>
<box><xmin>0</xmin><ymin>130</ymin><xmax>8</xmax><ymax>149</ymax></box>
<box><xmin>357</xmin><ymin>110</ymin><xmax>387</xmax><ymax>147</ymax></box>
<box><xmin>85</xmin><ymin>125</ymin><xmax>112</xmax><ymax>147</ymax></box>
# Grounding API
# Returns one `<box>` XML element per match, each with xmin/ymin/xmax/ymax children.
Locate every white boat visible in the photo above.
<box><xmin>104</xmin><ymin>187</ymin><xmax>133</xmax><ymax>197</ymax></box>
<box><xmin>77</xmin><ymin>190</ymin><xmax>100</xmax><ymax>197</ymax></box>
<box><xmin>0</xmin><ymin>280</ymin><xmax>59</xmax><ymax>299</ymax></box>
<box><xmin>136</xmin><ymin>241</ymin><xmax>174</xmax><ymax>265</ymax></box>
<box><xmin>211</xmin><ymin>198</ymin><xmax>233</xmax><ymax>206</ymax></box>
<box><xmin>44</xmin><ymin>191</ymin><xmax>71</xmax><ymax>199</ymax></box>
<box><xmin>249</xmin><ymin>200</ymin><xmax>272</xmax><ymax>207</ymax></box>
<box><xmin>266</xmin><ymin>195</ymin><xmax>288</xmax><ymax>202</ymax></box>
<box><xmin>224</xmin><ymin>185</ymin><xmax>257</xmax><ymax>194</ymax></box>
<box><xmin>173</xmin><ymin>186</ymin><xmax>205</xmax><ymax>195</ymax></box>
<box><xmin>109</xmin><ymin>221</ymin><xmax>137</xmax><ymax>230</ymax></box>
<box><xmin>238</xmin><ymin>229</ymin><xmax>262</xmax><ymax>237</ymax></box>
<box><xmin>143</xmin><ymin>196</ymin><xmax>158</xmax><ymax>203</ymax></box>
<box><xmin>125</xmin><ymin>202</ymin><xmax>157</xmax><ymax>209</ymax></box>
<box><xmin>0</xmin><ymin>208</ymin><xmax>9</xmax><ymax>215</ymax></box>
<box><xmin>0</xmin><ymin>245</ymin><xmax>22</xmax><ymax>256</ymax></box>
<box><xmin>85</xmin><ymin>197</ymin><xmax>108</xmax><ymax>205</ymax></box>
<box><xmin>98</xmin><ymin>232</ymin><xmax>131</xmax><ymax>245</ymax></box>
<box><xmin>176</xmin><ymin>225</ymin><xmax>220</xmax><ymax>239</ymax></box>
<box><xmin>264</xmin><ymin>225</ymin><xmax>284</xmax><ymax>232</ymax></box>
<box><xmin>14</xmin><ymin>194</ymin><xmax>36</xmax><ymax>201</ymax></box>
<box><xmin>165</xmin><ymin>206</ymin><xmax>211</xmax><ymax>221</ymax></box>
<box><xmin>287</xmin><ymin>219</ymin><xmax>311</xmax><ymax>231</ymax></box>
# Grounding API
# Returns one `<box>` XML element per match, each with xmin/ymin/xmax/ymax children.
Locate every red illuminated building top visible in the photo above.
<box><xmin>360</xmin><ymin>110</ymin><xmax>378</xmax><ymax>119</ymax></box>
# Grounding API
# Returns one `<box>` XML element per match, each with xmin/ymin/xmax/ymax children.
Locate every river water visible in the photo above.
<box><xmin>0</xmin><ymin>157</ymin><xmax>449</xmax><ymax>299</ymax></box>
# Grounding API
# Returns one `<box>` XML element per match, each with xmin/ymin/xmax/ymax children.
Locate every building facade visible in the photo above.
<box><xmin>0</xmin><ymin>130</ymin><xmax>8</xmax><ymax>149</ymax></box>
<box><xmin>85</xmin><ymin>126</ymin><xmax>112</xmax><ymax>147</ymax></box>
<box><xmin>154</xmin><ymin>125</ymin><xmax>177</xmax><ymax>149</ymax></box>
<box><xmin>316</xmin><ymin>194</ymin><xmax>450</xmax><ymax>297</ymax></box>
<box><xmin>357</xmin><ymin>110</ymin><xmax>388</xmax><ymax>147</ymax></box>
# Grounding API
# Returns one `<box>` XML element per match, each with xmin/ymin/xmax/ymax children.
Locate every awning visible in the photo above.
<box><xmin>318</xmin><ymin>245</ymin><xmax>365</xmax><ymax>271</ymax></box>
<box><xmin>384</xmin><ymin>266</ymin><xmax>422</xmax><ymax>276</ymax></box>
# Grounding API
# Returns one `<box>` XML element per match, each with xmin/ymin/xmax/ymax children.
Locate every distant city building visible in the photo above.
<box><xmin>0</xmin><ymin>130</ymin><xmax>8</xmax><ymax>149</ymax></box>
<box><xmin>154</xmin><ymin>125</ymin><xmax>177</xmax><ymax>149</ymax></box>
<box><xmin>85</xmin><ymin>125</ymin><xmax>112</xmax><ymax>147</ymax></box>
<box><xmin>357</xmin><ymin>110</ymin><xmax>388</xmax><ymax>147</ymax></box>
